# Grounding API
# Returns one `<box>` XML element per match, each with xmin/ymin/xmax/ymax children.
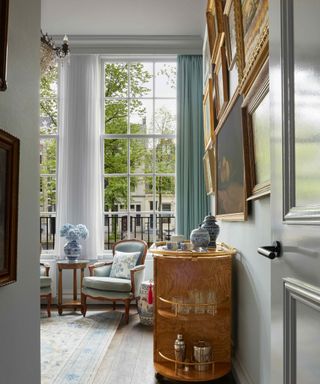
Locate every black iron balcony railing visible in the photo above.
<box><xmin>40</xmin><ymin>214</ymin><xmax>175</xmax><ymax>251</ymax></box>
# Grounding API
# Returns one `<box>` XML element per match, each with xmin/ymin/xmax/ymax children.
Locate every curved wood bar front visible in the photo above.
<box><xmin>150</xmin><ymin>243</ymin><xmax>236</xmax><ymax>382</ymax></box>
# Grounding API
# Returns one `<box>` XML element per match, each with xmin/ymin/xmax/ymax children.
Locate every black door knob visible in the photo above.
<box><xmin>257</xmin><ymin>241</ymin><xmax>281</xmax><ymax>259</ymax></box>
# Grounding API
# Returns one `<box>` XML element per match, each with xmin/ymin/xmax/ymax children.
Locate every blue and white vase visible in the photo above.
<box><xmin>201</xmin><ymin>214</ymin><xmax>220</xmax><ymax>248</ymax></box>
<box><xmin>190</xmin><ymin>225</ymin><xmax>210</xmax><ymax>250</ymax></box>
<box><xmin>64</xmin><ymin>240</ymin><xmax>81</xmax><ymax>261</ymax></box>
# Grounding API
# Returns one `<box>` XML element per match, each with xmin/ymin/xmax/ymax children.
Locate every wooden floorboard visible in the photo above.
<box><xmin>87</xmin><ymin>306</ymin><xmax>236</xmax><ymax>384</ymax></box>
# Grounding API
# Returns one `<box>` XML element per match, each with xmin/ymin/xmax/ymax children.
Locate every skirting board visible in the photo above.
<box><xmin>232</xmin><ymin>354</ymin><xmax>255</xmax><ymax>384</ymax></box>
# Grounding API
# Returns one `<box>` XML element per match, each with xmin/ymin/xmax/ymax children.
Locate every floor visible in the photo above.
<box><xmin>88</xmin><ymin>306</ymin><xmax>236</xmax><ymax>384</ymax></box>
<box><xmin>43</xmin><ymin>305</ymin><xmax>236</xmax><ymax>384</ymax></box>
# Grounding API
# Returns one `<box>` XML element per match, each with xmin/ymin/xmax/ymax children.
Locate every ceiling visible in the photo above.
<box><xmin>41</xmin><ymin>0</ymin><xmax>207</xmax><ymax>37</ymax></box>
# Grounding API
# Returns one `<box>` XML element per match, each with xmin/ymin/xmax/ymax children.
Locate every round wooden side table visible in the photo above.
<box><xmin>57</xmin><ymin>259</ymin><xmax>89</xmax><ymax>315</ymax></box>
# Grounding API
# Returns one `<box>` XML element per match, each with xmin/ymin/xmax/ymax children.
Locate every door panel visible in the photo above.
<box><xmin>270</xmin><ymin>0</ymin><xmax>320</xmax><ymax>382</ymax></box>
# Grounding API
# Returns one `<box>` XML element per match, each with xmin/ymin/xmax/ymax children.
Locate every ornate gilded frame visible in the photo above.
<box><xmin>203</xmin><ymin>78</ymin><xmax>215</xmax><ymax>150</ymax></box>
<box><xmin>242</xmin><ymin>59</ymin><xmax>270</xmax><ymax>200</ymax></box>
<box><xmin>206</xmin><ymin>0</ymin><xmax>225</xmax><ymax>64</ymax></box>
<box><xmin>214</xmin><ymin>43</ymin><xmax>229</xmax><ymax>120</ymax></box>
<box><xmin>0</xmin><ymin>129</ymin><xmax>20</xmax><ymax>287</ymax></box>
<box><xmin>0</xmin><ymin>0</ymin><xmax>9</xmax><ymax>91</ymax></box>
<box><xmin>203</xmin><ymin>143</ymin><xmax>215</xmax><ymax>195</ymax></box>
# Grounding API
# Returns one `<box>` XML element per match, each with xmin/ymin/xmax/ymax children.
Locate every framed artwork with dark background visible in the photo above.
<box><xmin>215</xmin><ymin>95</ymin><xmax>247</xmax><ymax>221</ymax></box>
<box><xmin>0</xmin><ymin>0</ymin><xmax>9</xmax><ymax>91</ymax></box>
<box><xmin>0</xmin><ymin>129</ymin><xmax>19</xmax><ymax>287</ymax></box>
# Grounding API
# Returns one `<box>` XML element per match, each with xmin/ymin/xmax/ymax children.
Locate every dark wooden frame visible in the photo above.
<box><xmin>0</xmin><ymin>0</ymin><xmax>9</xmax><ymax>91</ymax></box>
<box><xmin>214</xmin><ymin>43</ymin><xmax>229</xmax><ymax>120</ymax></box>
<box><xmin>242</xmin><ymin>59</ymin><xmax>270</xmax><ymax>200</ymax></box>
<box><xmin>203</xmin><ymin>78</ymin><xmax>215</xmax><ymax>150</ymax></box>
<box><xmin>215</xmin><ymin>93</ymin><xmax>247</xmax><ymax>221</ymax></box>
<box><xmin>206</xmin><ymin>0</ymin><xmax>224</xmax><ymax>64</ymax></box>
<box><xmin>0</xmin><ymin>129</ymin><xmax>20</xmax><ymax>287</ymax></box>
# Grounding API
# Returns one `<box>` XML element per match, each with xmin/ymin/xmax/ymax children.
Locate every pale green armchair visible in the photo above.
<box><xmin>40</xmin><ymin>263</ymin><xmax>52</xmax><ymax>317</ymax></box>
<box><xmin>81</xmin><ymin>239</ymin><xmax>148</xmax><ymax>323</ymax></box>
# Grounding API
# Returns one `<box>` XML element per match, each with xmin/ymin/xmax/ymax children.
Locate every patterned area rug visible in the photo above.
<box><xmin>41</xmin><ymin>311</ymin><xmax>122</xmax><ymax>384</ymax></box>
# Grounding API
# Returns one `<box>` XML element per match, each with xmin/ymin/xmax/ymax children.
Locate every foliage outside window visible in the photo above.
<box><xmin>103</xmin><ymin>59</ymin><xmax>177</xmax><ymax>249</ymax></box>
<box><xmin>40</xmin><ymin>66</ymin><xmax>58</xmax><ymax>252</ymax></box>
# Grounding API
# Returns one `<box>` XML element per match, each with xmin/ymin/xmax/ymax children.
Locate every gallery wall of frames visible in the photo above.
<box><xmin>202</xmin><ymin>0</ymin><xmax>269</xmax><ymax>221</ymax></box>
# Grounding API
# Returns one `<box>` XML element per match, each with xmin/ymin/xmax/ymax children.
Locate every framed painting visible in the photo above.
<box><xmin>216</xmin><ymin>95</ymin><xmax>247</xmax><ymax>221</ymax></box>
<box><xmin>0</xmin><ymin>0</ymin><xmax>9</xmax><ymax>91</ymax></box>
<box><xmin>0</xmin><ymin>129</ymin><xmax>20</xmax><ymax>287</ymax></box>
<box><xmin>203</xmin><ymin>78</ymin><xmax>215</xmax><ymax>150</ymax></box>
<box><xmin>224</xmin><ymin>0</ymin><xmax>245</xmax><ymax>80</ymax></box>
<box><xmin>203</xmin><ymin>144</ymin><xmax>215</xmax><ymax>195</ymax></box>
<box><xmin>203</xmin><ymin>24</ymin><xmax>212</xmax><ymax>92</ymax></box>
<box><xmin>240</xmin><ymin>0</ymin><xmax>268</xmax><ymax>91</ymax></box>
<box><xmin>242</xmin><ymin>59</ymin><xmax>270</xmax><ymax>200</ymax></box>
<box><xmin>206</xmin><ymin>0</ymin><xmax>224</xmax><ymax>64</ymax></box>
<box><xmin>214</xmin><ymin>43</ymin><xmax>229</xmax><ymax>121</ymax></box>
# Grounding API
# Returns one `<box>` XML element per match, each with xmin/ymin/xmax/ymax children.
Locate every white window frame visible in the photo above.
<box><xmin>40</xmin><ymin>66</ymin><xmax>60</xmax><ymax>255</ymax></box>
<box><xmin>101</xmin><ymin>55</ymin><xmax>177</xmax><ymax>248</ymax></box>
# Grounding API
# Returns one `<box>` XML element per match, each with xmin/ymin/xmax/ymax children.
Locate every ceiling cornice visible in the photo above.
<box><xmin>52</xmin><ymin>34</ymin><xmax>203</xmax><ymax>54</ymax></box>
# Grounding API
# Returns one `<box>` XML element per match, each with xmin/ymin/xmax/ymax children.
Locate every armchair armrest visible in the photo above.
<box><xmin>130</xmin><ymin>265</ymin><xmax>145</xmax><ymax>297</ymax></box>
<box><xmin>40</xmin><ymin>263</ymin><xmax>50</xmax><ymax>276</ymax></box>
<box><xmin>88</xmin><ymin>261</ymin><xmax>113</xmax><ymax>276</ymax></box>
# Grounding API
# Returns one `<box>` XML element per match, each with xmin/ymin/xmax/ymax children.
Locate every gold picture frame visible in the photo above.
<box><xmin>240</xmin><ymin>0</ymin><xmax>268</xmax><ymax>93</ymax></box>
<box><xmin>214</xmin><ymin>43</ymin><xmax>229</xmax><ymax>120</ymax></box>
<box><xmin>0</xmin><ymin>129</ymin><xmax>20</xmax><ymax>287</ymax></box>
<box><xmin>206</xmin><ymin>0</ymin><xmax>225</xmax><ymax>64</ymax></box>
<box><xmin>203</xmin><ymin>143</ymin><xmax>215</xmax><ymax>195</ymax></box>
<box><xmin>203</xmin><ymin>78</ymin><xmax>215</xmax><ymax>150</ymax></box>
<box><xmin>215</xmin><ymin>94</ymin><xmax>247</xmax><ymax>221</ymax></box>
<box><xmin>242</xmin><ymin>59</ymin><xmax>270</xmax><ymax>200</ymax></box>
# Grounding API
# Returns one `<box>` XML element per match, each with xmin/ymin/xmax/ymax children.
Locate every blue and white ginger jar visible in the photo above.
<box><xmin>201</xmin><ymin>214</ymin><xmax>220</xmax><ymax>248</ymax></box>
<box><xmin>190</xmin><ymin>225</ymin><xmax>210</xmax><ymax>249</ymax></box>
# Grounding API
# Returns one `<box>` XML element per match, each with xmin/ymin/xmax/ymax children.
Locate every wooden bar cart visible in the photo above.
<box><xmin>150</xmin><ymin>243</ymin><xmax>236</xmax><ymax>382</ymax></box>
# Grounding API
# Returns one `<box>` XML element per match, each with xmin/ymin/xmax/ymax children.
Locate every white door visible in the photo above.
<box><xmin>270</xmin><ymin>0</ymin><xmax>320</xmax><ymax>383</ymax></box>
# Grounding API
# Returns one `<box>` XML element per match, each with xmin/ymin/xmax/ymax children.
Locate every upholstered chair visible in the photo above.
<box><xmin>81</xmin><ymin>239</ymin><xmax>148</xmax><ymax>323</ymax></box>
<box><xmin>40</xmin><ymin>263</ymin><xmax>52</xmax><ymax>317</ymax></box>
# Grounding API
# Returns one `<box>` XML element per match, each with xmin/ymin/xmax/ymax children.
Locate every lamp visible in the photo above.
<box><xmin>40</xmin><ymin>30</ymin><xmax>70</xmax><ymax>74</ymax></box>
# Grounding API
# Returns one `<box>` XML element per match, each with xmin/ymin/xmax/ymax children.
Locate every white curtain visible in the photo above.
<box><xmin>57</xmin><ymin>55</ymin><xmax>103</xmax><ymax>259</ymax></box>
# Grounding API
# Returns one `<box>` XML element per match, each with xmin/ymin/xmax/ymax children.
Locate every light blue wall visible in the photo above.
<box><xmin>0</xmin><ymin>0</ymin><xmax>41</xmax><ymax>382</ymax></box>
<box><xmin>212</xmin><ymin>196</ymin><xmax>271</xmax><ymax>384</ymax></box>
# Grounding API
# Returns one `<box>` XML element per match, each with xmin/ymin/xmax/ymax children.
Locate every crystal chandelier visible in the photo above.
<box><xmin>40</xmin><ymin>30</ymin><xmax>70</xmax><ymax>74</ymax></box>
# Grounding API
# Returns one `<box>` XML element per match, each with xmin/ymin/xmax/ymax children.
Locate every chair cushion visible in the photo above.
<box><xmin>82</xmin><ymin>276</ymin><xmax>132</xmax><ymax>292</ymax></box>
<box><xmin>40</xmin><ymin>276</ymin><xmax>51</xmax><ymax>288</ymax></box>
<box><xmin>114</xmin><ymin>241</ymin><xmax>146</xmax><ymax>264</ymax></box>
<box><xmin>110</xmin><ymin>251</ymin><xmax>140</xmax><ymax>279</ymax></box>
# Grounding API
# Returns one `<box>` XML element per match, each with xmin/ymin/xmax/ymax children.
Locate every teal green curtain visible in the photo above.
<box><xmin>176</xmin><ymin>55</ymin><xmax>209</xmax><ymax>238</ymax></box>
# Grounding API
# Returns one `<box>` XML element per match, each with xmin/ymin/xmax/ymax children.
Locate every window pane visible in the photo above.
<box><xmin>155</xmin><ymin>62</ymin><xmax>177</xmax><ymax>98</ymax></box>
<box><xmin>104</xmin><ymin>63</ymin><xmax>128</xmax><ymax>98</ymax></box>
<box><xmin>155</xmin><ymin>138</ymin><xmax>176</xmax><ymax>173</ymax></box>
<box><xmin>40</xmin><ymin>67</ymin><xmax>58</xmax><ymax>99</ymax></box>
<box><xmin>155</xmin><ymin>176</ymin><xmax>175</xmax><ymax>208</ymax></box>
<box><xmin>40</xmin><ymin>214</ymin><xmax>56</xmax><ymax>251</ymax></box>
<box><xmin>104</xmin><ymin>177</ymin><xmax>128</xmax><ymax>211</ymax></box>
<box><xmin>105</xmin><ymin>100</ymin><xmax>128</xmax><ymax>134</ymax></box>
<box><xmin>40</xmin><ymin>138</ymin><xmax>56</xmax><ymax>174</ymax></box>
<box><xmin>130</xmin><ymin>176</ymin><xmax>153</xmax><ymax>207</ymax></box>
<box><xmin>40</xmin><ymin>100</ymin><xmax>58</xmax><ymax>135</ymax></box>
<box><xmin>129</xmin><ymin>139</ymin><xmax>153</xmax><ymax>174</ymax></box>
<box><xmin>129</xmin><ymin>62</ymin><xmax>153</xmax><ymax>98</ymax></box>
<box><xmin>104</xmin><ymin>139</ymin><xmax>128</xmax><ymax>174</ymax></box>
<box><xmin>40</xmin><ymin>176</ymin><xmax>56</xmax><ymax>213</ymax></box>
<box><xmin>156</xmin><ymin>214</ymin><xmax>176</xmax><ymax>242</ymax></box>
<box><xmin>104</xmin><ymin>214</ymin><xmax>128</xmax><ymax>249</ymax></box>
<box><xmin>154</xmin><ymin>99</ymin><xmax>176</xmax><ymax>134</ymax></box>
<box><xmin>129</xmin><ymin>99</ymin><xmax>153</xmax><ymax>134</ymax></box>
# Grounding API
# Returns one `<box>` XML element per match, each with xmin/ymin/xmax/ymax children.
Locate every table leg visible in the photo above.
<box><xmin>80</xmin><ymin>268</ymin><xmax>85</xmax><ymax>314</ymax></box>
<box><xmin>73</xmin><ymin>268</ymin><xmax>77</xmax><ymax>311</ymax></box>
<box><xmin>58</xmin><ymin>267</ymin><xmax>63</xmax><ymax>315</ymax></box>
